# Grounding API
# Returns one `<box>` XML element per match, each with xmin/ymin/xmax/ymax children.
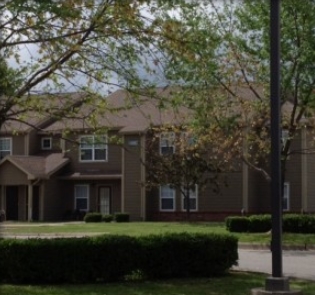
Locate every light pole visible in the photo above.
<box><xmin>251</xmin><ymin>1</ymin><xmax>301</xmax><ymax>294</ymax></box>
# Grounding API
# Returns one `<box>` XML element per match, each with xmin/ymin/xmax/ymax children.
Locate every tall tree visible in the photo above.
<box><xmin>0</xmin><ymin>0</ymin><xmax>196</xmax><ymax>130</ymax></box>
<box><xmin>161</xmin><ymin>0</ymin><xmax>315</xmax><ymax>184</ymax></box>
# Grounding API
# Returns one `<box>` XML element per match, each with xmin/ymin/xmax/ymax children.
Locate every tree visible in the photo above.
<box><xmin>145</xmin><ymin>126</ymin><xmax>220</xmax><ymax>219</ymax></box>
<box><xmin>160</xmin><ymin>0</ymin><xmax>315</xmax><ymax>189</ymax></box>
<box><xmin>0</xmin><ymin>0</ymin><xmax>198</xmax><ymax>130</ymax></box>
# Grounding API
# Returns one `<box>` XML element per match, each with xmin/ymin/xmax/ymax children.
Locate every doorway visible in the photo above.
<box><xmin>6</xmin><ymin>186</ymin><xmax>19</xmax><ymax>220</ymax></box>
<box><xmin>98</xmin><ymin>186</ymin><xmax>111</xmax><ymax>215</ymax></box>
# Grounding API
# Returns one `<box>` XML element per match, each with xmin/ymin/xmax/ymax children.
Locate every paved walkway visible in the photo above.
<box><xmin>234</xmin><ymin>249</ymin><xmax>315</xmax><ymax>281</ymax></box>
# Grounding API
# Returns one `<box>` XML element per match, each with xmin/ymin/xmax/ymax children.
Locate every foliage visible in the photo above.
<box><xmin>0</xmin><ymin>0</ymin><xmax>200</xmax><ymax>130</ymax></box>
<box><xmin>84</xmin><ymin>212</ymin><xmax>103</xmax><ymax>223</ymax></box>
<box><xmin>0</xmin><ymin>232</ymin><xmax>237</xmax><ymax>284</ymax></box>
<box><xmin>248</xmin><ymin>215</ymin><xmax>271</xmax><ymax>233</ymax></box>
<box><xmin>225</xmin><ymin>216</ymin><xmax>250</xmax><ymax>233</ymax></box>
<box><xmin>115</xmin><ymin>213</ymin><xmax>130</xmax><ymax>222</ymax></box>
<box><xmin>138</xmin><ymin>232</ymin><xmax>238</xmax><ymax>279</ymax></box>
<box><xmin>102</xmin><ymin>214</ymin><xmax>114</xmax><ymax>223</ymax></box>
<box><xmin>283</xmin><ymin>214</ymin><xmax>315</xmax><ymax>234</ymax></box>
<box><xmin>227</xmin><ymin>214</ymin><xmax>315</xmax><ymax>234</ymax></box>
<box><xmin>145</xmin><ymin>126</ymin><xmax>221</xmax><ymax>217</ymax></box>
<box><xmin>159</xmin><ymin>0</ymin><xmax>315</xmax><ymax>184</ymax></box>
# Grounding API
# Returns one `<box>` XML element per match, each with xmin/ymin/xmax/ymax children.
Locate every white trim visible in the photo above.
<box><xmin>79</xmin><ymin>135</ymin><xmax>108</xmax><ymax>162</ymax></box>
<box><xmin>74</xmin><ymin>184</ymin><xmax>90</xmax><ymax>212</ymax></box>
<box><xmin>0</xmin><ymin>137</ymin><xmax>12</xmax><ymax>159</ymax></box>
<box><xmin>181</xmin><ymin>184</ymin><xmax>198</xmax><ymax>211</ymax></box>
<box><xmin>283</xmin><ymin>182</ymin><xmax>290</xmax><ymax>211</ymax></box>
<box><xmin>159</xmin><ymin>184</ymin><xmax>175</xmax><ymax>211</ymax></box>
<box><xmin>41</xmin><ymin>137</ymin><xmax>52</xmax><ymax>150</ymax></box>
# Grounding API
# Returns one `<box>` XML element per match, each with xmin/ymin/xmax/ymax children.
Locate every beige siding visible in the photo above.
<box><xmin>0</xmin><ymin>162</ymin><xmax>29</xmax><ymax>185</ymax></box>
<box><xmin>12</xmin><ymin>135</ymin><xmax>25</xmax><ymax>155</ymax></box>
<box><xmin>123</xmin><ymin>134</ymin><xmax>142</xmax><ymax>220</ymax></box>
<box><xmin>64</xmin><ymin>131</ymin><xmax>122</xmax><ymax>174</ymax></box>
<box><xmin>285</xmin><ymin>130</ymin><xmax>302</xmax><ymax>211</ymax></box>
<box><xmin>199</xmin><ymin>172</ymin><xmax>243</xmax><ymax>212</ymax></box>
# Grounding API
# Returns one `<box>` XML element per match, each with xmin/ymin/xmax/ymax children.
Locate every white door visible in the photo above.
<box><xmin>99</xmin><ymin>187</ymin><xmax>110</xmax><ymax>215</ymax></box>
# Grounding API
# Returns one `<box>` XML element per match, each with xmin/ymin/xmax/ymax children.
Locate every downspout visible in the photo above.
<box><xmin>140</xmin><ymin>134</ymin><xmax>146</xmax><ymax>221</ymax></box>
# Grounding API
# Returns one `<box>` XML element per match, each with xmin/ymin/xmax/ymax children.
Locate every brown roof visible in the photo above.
<box><xmin>43</xmin><ymin>87</ymin><xmax>190</xmax><ymax>134</ymax></box>
<box><xmin>0</xmin><ymin>153</ymin><xmax>69</xmax><ymax>180</ymax></box>
<box><xmin>0</xmin><ymin>92</ymin><xmax>86</xmax><ymax>134</ymax></box>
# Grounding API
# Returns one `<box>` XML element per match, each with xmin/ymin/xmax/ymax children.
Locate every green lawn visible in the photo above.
<box><xmin>1</xmin><ymin>221</ymin><xmax>315</xmax><ymax>247</ymax></box>
<box><xmin>1</xmin><ymin>272</ymin><xmax>314</xmax><ymax>295</ymax></box>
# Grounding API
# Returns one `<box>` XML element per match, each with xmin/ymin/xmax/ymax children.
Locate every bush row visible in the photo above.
<box><xmin>225</xmin><ymin>214</ymin><xmax>315</xmax><ymax>233</ymax></box>
<box><xmin>84</xmin><ymin>212</ymin><xmax>129</xmax><ymax>223</ymax></box>
<box><xmin>0</xmin><ymin>233</ymin><xmax>238</xmax><ymax>284</ymax></box>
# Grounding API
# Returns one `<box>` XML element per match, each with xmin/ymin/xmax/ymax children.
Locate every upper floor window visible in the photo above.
<box><xmin>160</xmin><ymin>184</ymin><xmax>175</xmax><ymax>211</ymax></box>
<box><xmin>80</xmin><ymin>135</ymin><xmax>107</xmax><ymax>162</ymax></box>
<box><xmin>182</xmin><ymin>185</ymin><xmax>198</xmax><ymax>211</ymax></box>
<box><xmin>160</xmin><ymin>132</ymin><xmax>175</xmax><ymax>155</ymax></box>
<box><xmin>0</xmin><ymin>138</ymin><xmax>12</xmax><ymax>160</ymax></box>
<box><xmin>41</xmin><ymin>137</ymin><xmax>52</xmax><ymax>150</ymax></box>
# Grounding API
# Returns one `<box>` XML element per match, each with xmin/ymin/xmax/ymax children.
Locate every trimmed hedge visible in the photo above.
<box><xmin>0</xmin><ymin>233</ymin><xmax>238</xmax><ymax>284</ymax></box>
<box><xmin>225</xmin><ymin>216</ymin><xmax>249</xmax><ymax>232</ymax></box>
<box><xmin>283</xmin><ymin>214</ymin><xmax>315</xmax><ymax>234</ymax></box>
<box><xmin>139</xmin><ymin>233</ymin><xmax>238</xmax><ymax>279</ymax></box>
<box><xmin>84</xmin><ymin>212</ymin><xmax>103</xmax><ymax>223</ymax></box>
<box><xmin>226</xmin><ymin>214</ymin><xmax>315</xmax><ymax>233</ymax></box>
<box><xmin>115</xmin><ymin>212</ymin><xmax>130</xmax><ymax>222</ymax></box>
<box><xmin>102</xmin><ymin>214</ymin><xmax>114</xmax><ymax>222</ymax></box>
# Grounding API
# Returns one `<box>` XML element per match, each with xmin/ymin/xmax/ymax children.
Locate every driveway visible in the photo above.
<box><xmin>234</xmin><ymin>249</ymin><xmax>315</xmax><ymax>281</ymax></box>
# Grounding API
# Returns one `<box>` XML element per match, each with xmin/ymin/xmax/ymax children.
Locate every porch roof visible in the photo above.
<box><xmin>0</xmin><ymin>153</ymin><xmax>69</xmax><ymax>180</ymax></box>
<box><xmin>58</xmin><ymin>172</ymin><xmax>122</xmax><ymax>180</ymax></box>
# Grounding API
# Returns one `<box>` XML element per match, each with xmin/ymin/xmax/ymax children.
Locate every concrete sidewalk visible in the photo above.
<box><xmin>234</xmin><ymin>249</ymin><xmax>315</xmax><ymax>281</ymax></box>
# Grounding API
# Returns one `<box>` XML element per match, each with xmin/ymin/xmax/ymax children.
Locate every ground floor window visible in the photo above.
<box><xmin>283</xmin><ymin>182</ymin><xmax>290</xmax><ymax>211</ymax></box>
<box><xmin>160</xmin><ymin>184</ymin><xmax>175</xmax><ymax>211</ymax></box>
<box><xmin>182</xmin><ymin>185</ymin><xmax>198</xmax><ymax>211</ymax></box>
<box><xmin>74</xmin><ymin>184</ymin><xmax>89</xmax><ymax>211</ymax></box>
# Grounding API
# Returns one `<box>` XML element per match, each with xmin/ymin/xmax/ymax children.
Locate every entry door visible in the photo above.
<box><xmin>99</xmin><ymin>187</ymin><xmax>111</xmax><ymax>215</ymax></box>
<box><xmin>6</xmin><ymin>186</ymin><xmax>19</xmax><ymax>220</ymax></box>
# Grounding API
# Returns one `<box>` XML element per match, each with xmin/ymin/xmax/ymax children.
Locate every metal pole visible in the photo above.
<box><xmin>270</xmin><ymin>0</ymin><xmax>282</xmax><ymax>278</ymax></box>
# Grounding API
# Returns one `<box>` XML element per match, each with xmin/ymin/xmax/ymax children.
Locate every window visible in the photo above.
<box><xmin>182</xmin><ymin>185</ymin><xmax>198</xmax><ymax>211</ymax></box>
<box><xmin>283</xmin><ymin>182</ymin><xmax>290</xmax><ymax>211</ymax></box>
<box><xmin>74</xmin><ymin>185</ymin><xmax>89</xmax><ymax>211</ymax></box>
<box><xmin>80</xmin><ymin>135</ymin><xmax>107</xmax><ymax>161</ymax></box>
<box><xmin>160</xmin><ymin>132</ymin><xmax>175</xmax><ymax>155</ymax></box>
<box><xmin>41</xmin><ymin>137</ymin><xmax>52</xmax><ymax>150</ymax></box>
<box><xmin>160</xmin><ymin>184</ymin><xmax>175</xmax><ymax>211</ymax></box>
<box><xmin>0</xmin><ymin>138</ymin><xmax>11</xmax><ymax>159</ymax></box>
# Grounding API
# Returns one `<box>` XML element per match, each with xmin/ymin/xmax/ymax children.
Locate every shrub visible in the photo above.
<box><xmin>283</xmin><ymin>214</ymin><xmax>315</xmax><ymax>233</ymax></box>
<box><xmin>138</xmin><ymin>232</ymin><xmax>238</xmax><ymax>279</ymax></box>
<box><xmin>115</xmin><ymin>212</ymin><xmax>130</xmax><ymax>222</ymax></box>
<box><xmin>248</xmin><ymin>214</ymin><xmax>271</xmax><ymax>233</ymax></box>
<box><xmin>225</xmin><ymin>216</ymin><xmax>249</xmax><ymax>232</ymax></box>
<box><xmin>102</xmin><ymin>214</ymin><xmax>114</xmax><ymax>223</ymax></box>
<box><xmin>0</xmin><ymin>233</ymin><xmax>238</xmax><ymax>284</ymax></box>
<box><xmin>84</xmin><ymin>212</ymin><xmax>103</xmax><ymax>223</ymax></box>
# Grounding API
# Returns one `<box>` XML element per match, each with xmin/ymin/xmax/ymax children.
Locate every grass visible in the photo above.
<box><xmin>1</xmin><ymin>221</ymin><xmax>315</xmax><ymax>247</ymax></box>
<box><xmin>1</xmin><ymin>272</ymin><xmax>315</xmax><ymax>295</ymax></box>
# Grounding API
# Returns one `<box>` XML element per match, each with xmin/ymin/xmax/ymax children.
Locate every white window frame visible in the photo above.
<box><xmin>0</xmin><ymin>137</ymin><xmax>12</xmax><ymax>159</ymax></box>
<box><xmin>79</xmin><ymin>135</ymin><xmax>108</xmax><ymax>162</ymax></box>
<box><xmin>41</xmin><ymin>137</ymin><xmax>52</xmax><ymax>150</ymax></box>
<box><xmin>181</xmin><ymin>131</ymin><xmax>196</xmax><ymax>147</ymax></box>
<box><xmin>283</xmin><ymin>182</ymin><xmax>290</xmax><ymax>211</ymax></box>
<box><xmin>182</xmin><ymin>185</ymin><xmax>198</xmax><ymax>211</ymax></box>
<box><xmin>74</xmin><ymin>184</ymin><xmax>90</xmax><ymax>212</ymax></box>
<box><xmin>160</xmin><ymin>132</ymin><xmax>175</xmax><ymax>155</ymax></box>
<box><xmin>159</xmin><ymin>184</ymin><xmax>175</xmax><ymax>211</ymax></box>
